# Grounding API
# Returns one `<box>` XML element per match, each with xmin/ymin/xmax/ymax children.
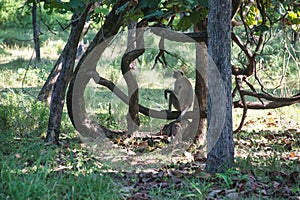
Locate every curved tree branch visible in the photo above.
<box><xmin>88</xmin><ymin>71</ymin><xmax>199</xmax><ymax>120</ymax></box>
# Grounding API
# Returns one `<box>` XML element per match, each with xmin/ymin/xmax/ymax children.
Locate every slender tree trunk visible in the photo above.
<box><xmin>193</xmin><ymin>21</ymin><xmax>208</xmax><ymax>146</ymax></box>
<box><xmin>121</xmin><ymin>21</ymin><xmax>145</xmax><ymax>134</ymax></box>
<box><xmin>127</xmin><ymin>20</ymin><xmax>138</xmax><ymax>71</ymax></box>
<box><xmin>46</xmin><ymin>4</ymin><xmax>93</xmax><ymax>144</ymax></box>
<box><xmin>193</xmin><ymin>42</ymin><xmax>208</xmax><ymax>145</ymax></box>
<box><xmin>205</xmin><ymin>0</ymin><xmax>234</xmax><ymax>173</ymax></box>
<box><xmin>32</xmin><ymin>0</ymin><xmax>40</xmax><ymax>62</ymax></box>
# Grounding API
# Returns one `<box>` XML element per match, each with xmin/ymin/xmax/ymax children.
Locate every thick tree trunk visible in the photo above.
<box><xmin>205</xmin><ymin>0</ymin><xmax>234</xmax><ymax>173</ymax></box>
<box><xmin>32</xmin><ymin>0</ymin><xmax>40</xmax><ymax>62</ymax></box>
<box><xmin>45</xmin><ymin>4</ymin><xmax>92</xmax><ymax>144</ymax></box>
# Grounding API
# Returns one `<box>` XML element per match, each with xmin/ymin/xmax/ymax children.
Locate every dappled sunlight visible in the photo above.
<box><xmin>233</xmin><ymin>104</ymin><xmax>300</xmax><ymax>132</ymax></box>
<box><xmin>83</xmin><ymin>140</ymin><xmax>193</xmax><ymax>172</ymax></box>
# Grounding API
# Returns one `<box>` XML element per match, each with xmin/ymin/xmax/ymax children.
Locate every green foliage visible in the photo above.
<box><xmin>253</xmin><ymin>24</ymin><xmax>269</xmax><ymax>35</ymax></box>
<box><xmin>246</xmin><ymin>5</ymin><xmax>259</xmax><ymax>26</ymax></box>
<box><xmin>0</xmin><ymin>91</ymin><xmax>49</xmax><ymax>138</ymax></box>
<box><xmin>138</xmin><ymin>0</ymin><xmax>161</xmax><ymax>9</ymax></box>
<box><xmin>28</xmin><ymin>0</ymin><xmax>88</xmax><ymax>15</ymax></box>
<box><xmin>116</xmin><ymin>0</ymin><xmax>209</xmax><ymax>31</ymax></box>
<box><xmin>94</xmin><ymin>5</ymin><xmax>109</xmax><ymax>16</ymax></box>
<box><xmin>186</xmin><ymin>178</ymin><xmax>213</xmax><ymax>199</ymax></box>
<box><xmin>0</xmin><ymin>0</ymin><xmax>31</xmax><ymax>27</ymax></box>
<box><xmin>287</xmin><ymin>11</ymin><xmax>300</xmax><ymax>29</ymax></box>
<box><xmin>0</xmin><ymin>0</ymin><xmax>72</xmax><ymax>30</ymax></box>
<box><xmin>216</xmin><ymin>169</ymin><xmax>247</xmax><ymax>189</ymax></box>
<box><xmin>176</xmin><ymin>10</ymin><xmax>203</xmax><ymax>31</ymax></box>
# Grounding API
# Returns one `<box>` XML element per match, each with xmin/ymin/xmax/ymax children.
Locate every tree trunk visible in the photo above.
<box><xmin>45</xmin><ymin>4</ymin><xmax>93</xmax><ymax>144</ymax></box>
<box><xmin>205</xmin><ymin>0</ymin><xmax>234</xmax><ymax>173</ymax></box>
<box><xmin>193</xmin><ymin>20</ymin><xmax>208</xmax><ymax>146</ymax></box>
<box><xmin>193</xmin><ymin>42</ymin><xmax>208</xmax><ymax>145</ymax></box>
<box><xmin>37</xmin><ymin>57</ymin><xmax>62</xmax><ymax>104</ymax></box>
<box><xmin>32</xmin><ymin>0</ymin><xmax>40</xmax><ymax>62</ymax></box>
<box><xmin>127</xmin><ymin>20</ymin><xmax>138</xmax><ymax>71</ymax></box>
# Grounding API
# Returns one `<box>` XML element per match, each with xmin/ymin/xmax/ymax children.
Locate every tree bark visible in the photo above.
<box><xmin>32</xmin><ymin>0</ymin><xmax>41</xmax><ymax>62</ymax></box>
<box><xmin>205</xmin><ymin>0</ymin><xmax>234</xmax><ymax>173</ymax></box>
<box><xmin>37</xmin><ymin>57</ymin><xmax>62</xmax><ymax>104</ymax></box>
<box><xmin>45</xmin><ymin>4</ymin><xmax>93</xmax><ymax>144</ymax></box>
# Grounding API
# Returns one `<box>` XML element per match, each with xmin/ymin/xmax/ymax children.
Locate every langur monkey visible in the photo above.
<box><xmin>164</xmin><ymin>70</ymin><xmax>193</xmax><ymax>121</ymax></box>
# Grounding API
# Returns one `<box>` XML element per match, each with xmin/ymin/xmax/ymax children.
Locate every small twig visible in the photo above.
<box><xmin>56</xmin><ymin>19</ymin><xmax>72</xmax><ymax>31</ymax></box>
<box><xmin>41</xmin><ymin>20</ymin><xmax>57</xmax><ymax>35</ymax></box>
<box><xmin>151</xmin><ymin>37</ymin><xmax>183</xmax><ymax>69</ymax></box>
<box><xmin>56</xmin><ymin>12</ymin><xmax>84</xmax><ymax>31</ymax></box>
<box><xmin>232</xmin><ymin>85</ymin><xmax>238</xmax><ymax>99</ymax></box>
<box><xmin>270</xmin><ymin>13</ymin><xmax>288</xmax><ymax>26</ymax></box>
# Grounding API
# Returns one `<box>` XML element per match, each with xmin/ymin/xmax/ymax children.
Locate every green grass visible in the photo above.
<box><xmin>0</xmin><ymin>139</ymin><xmax>121</xmax><ymax>200</ymax></box>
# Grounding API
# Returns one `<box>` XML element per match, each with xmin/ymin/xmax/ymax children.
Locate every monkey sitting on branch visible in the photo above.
<box><xmin>164</xmin><ymin>70</ymin><xmax>194</xmax><ymax>122</ymax></box>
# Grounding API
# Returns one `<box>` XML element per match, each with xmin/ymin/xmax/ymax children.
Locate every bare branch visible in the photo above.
<box><xmin>233</xmin><ymin>100</ymin><xmax>296</xmax><ymax>109</ymax></box>
<box><xmin>241</xmin><ymin>90</ymin><xmax>300</xmax><ymax>102</ymax></box>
